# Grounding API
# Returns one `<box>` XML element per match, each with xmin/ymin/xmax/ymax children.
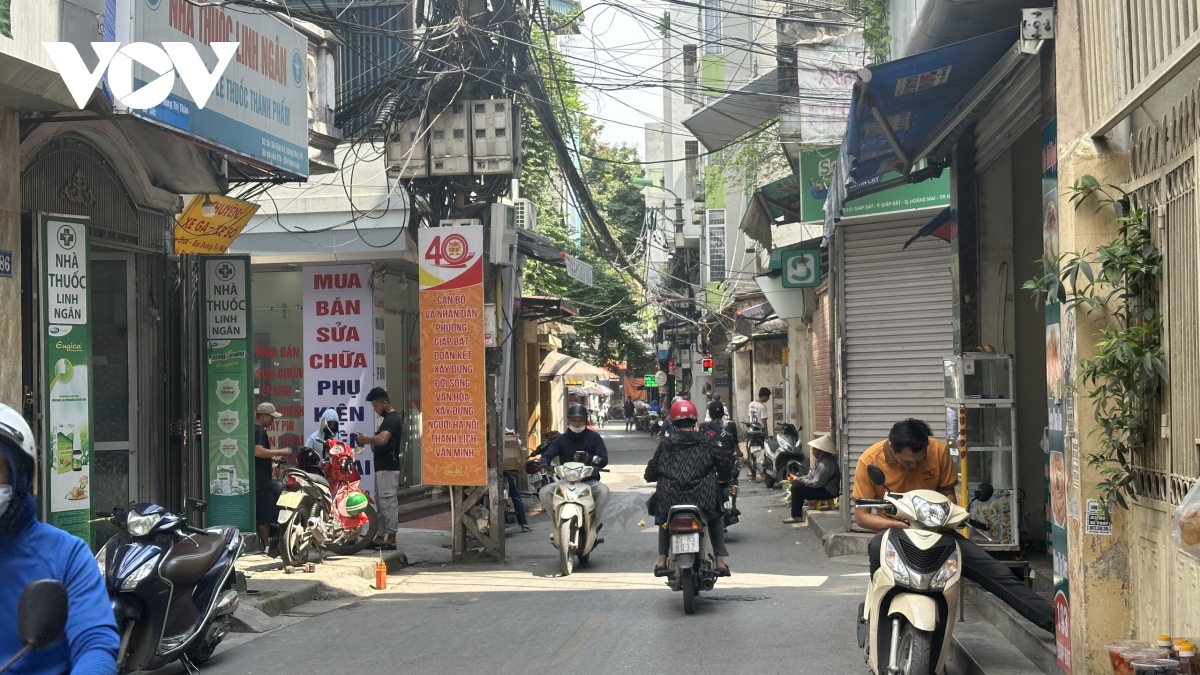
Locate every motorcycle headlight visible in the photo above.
<box><xmin>127</xmin><ymin>511</ymin><xmax>163</xmax><ymax>537</ymax></box>
<box><xmin>883</xmin><ymin>538</ymin><xmax>913</xmax><ymax>586</ymax></box>
<box><xmin>122</xmin><ymin>557</ymin><xmax>159</xmax><ymax>590</ymax></box>
<box><xmin>930</xmin><ymin>549</ymin><xmax>960</xmax><ymax>590</ymax></box>
<box><xmin>564</xmin><ymin>468</ymin><xmax>584</xmax><ymax>483</ymax></box>
<box><xmin>911</xmin><ymin>496</ymin><xmax>950</xmax><ymax>529</ymax></box>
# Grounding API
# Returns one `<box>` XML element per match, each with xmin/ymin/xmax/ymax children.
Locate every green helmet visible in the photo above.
<box><xmin>342</xmin><ymin>491</ymin><xmax>369</xmax><ymax>517</ymax></box>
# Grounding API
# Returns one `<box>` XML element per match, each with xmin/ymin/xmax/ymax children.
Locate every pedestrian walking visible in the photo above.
<box><xmin>357</xmin><ymin>387</ymin><xmax>404</xmax><ymax>550</ymax></box>
<box><xmin>254</xmin><ymin>402</ymin><xmax>292</xmax><ymax>553</ymax></box>
<box><xmin>624</xmin><ymin>399</ymin><xmax>635</xmax><ymax>431</ymax></box>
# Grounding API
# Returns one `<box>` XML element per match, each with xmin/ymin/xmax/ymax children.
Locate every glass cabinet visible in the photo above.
<box><xmin>943</xmin><ymin>353</ymin><xmax>1019</xmax><ymax>550</ymax></box>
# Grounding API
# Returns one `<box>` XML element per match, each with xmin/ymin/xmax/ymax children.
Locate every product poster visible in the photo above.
<box><xmin>302</xmin><ymin>265</ymin><xmax>377</xmax><ymax>497</ymax></box>
<box><xmin>41</xmin><ymin>214</ymin><xmax>93</xmax><ymax>539</ymax></box>
<box><xmin>419</xmin><ymin>225</ymin><xmax>487</xmax><ymax>486</ymax></box>
<box><xmin>202</xmin><ymin>257</ymin><xmax>255</xmax><ymax>531</ymax></box>
<box><xmin>1042</xmin><ymin>119</ymin><xmax>1071</xmax><ymax>675</ymax></box>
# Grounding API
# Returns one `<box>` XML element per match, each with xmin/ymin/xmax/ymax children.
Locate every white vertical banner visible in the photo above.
<box><xmin>372</xmin><ymin>273</ymin><xmax>388</xmax><ymax>453</ymax></box>
<box><xmin>303</xmin><ymin>265</ymin><xmax>376</xmax><ymax>496</ymax></box>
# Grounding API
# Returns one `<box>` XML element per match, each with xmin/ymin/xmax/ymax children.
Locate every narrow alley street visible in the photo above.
<box><xmin>182</xmin><ymin>429</ymin><xmax>868</xmax><ymax>674</ymax></box>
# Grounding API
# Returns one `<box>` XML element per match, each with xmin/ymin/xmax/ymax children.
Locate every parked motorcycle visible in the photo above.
<box><xmin>550</xmin><ymin>458</ymin><xmax>603</xmax><ymax>576</ymax></box>
<box><xmin>856</xmin><ymin>464</ymin><xmax>994</xmax><ymax>675</ymax></box>
<box><xmin>655</xmin><ymin>504</ymin><xmax>722</xmax><ymax>615</ymax></box>
<box><xmin>277</xmin><ymin>438</ymin><xmax>378</xmax><ymax>566</ymax></box>
<box><xmin>526</xmin><ymin>436</ymin><xmax>556</xmax><ymax>494</ymax></box>
<box><xmin>762</xmin><ymin>423</ymin><xmax>807</xmax><ymax>489</ymax></box>
<box><xmin>93</xmin><ymin>500</ymin><xmax>242</xmax><ymax>674</ymax></box>
<box><xmin>743</xmin><ymin>421</ymin><xmax>767</xmax><ymax>482</ymax></box>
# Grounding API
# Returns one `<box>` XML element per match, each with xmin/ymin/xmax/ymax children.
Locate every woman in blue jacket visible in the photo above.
<box><xmin>0</xmin><ymin>404</ymin><xmax>119</xmax><ymax>674</ymax></box>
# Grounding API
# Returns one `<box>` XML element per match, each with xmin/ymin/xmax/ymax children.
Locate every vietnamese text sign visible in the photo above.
<box><xmin>205</xmin><ymin>258</ymin><xmax>248</xmax><ymax>339</ymax></box>
<box><xmin>303</xmin><ymin>265</ymin><xmax>377</xmax><ymax>496</ymax></box>
<box><xmin>202</xmin><ymin>257</ymin><xmax>253</xmax><ymax>529</ymax></box>
<box><xmin>120</xmin><ymin>0</ymin><xmax>310</xmax><ymax>176</ymax></box>
<box><xmin>41</xmin><ymin>214</ymin><xmax>93</xmax><ymax>539</ymax></box>
<box><xmin>419</xmin><ymin>226</ymin><xmax>487</xmax><ymax>486</ymax></box>
<box><xmin>177</xmin><ymin>194</ymin><xmax>261</xmax><ymax>254</ymax></box>
<box><xmin>800</xmin><ymin>146</ymin><xmax>950</xmax><ymax>222</ymax></box>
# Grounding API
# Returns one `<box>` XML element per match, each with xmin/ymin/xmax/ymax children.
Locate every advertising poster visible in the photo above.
<box><xmin>302</xmin><ymin>265</ymin><xmax>377</xmax><ymax>497</ymax></box>
<box><xmin>174</xmin><ymin>194</ymin><xmax>261</xmax><ymax>254</ymax></box>
<box><xmin>202</xmin><ymin>257</ymin><xmax>254</xmax><ymax>530</ymax></box>
<box><xmin>1042</xmin><ymin>119</ymin><xmax>1071</xmax><ymax>674</ymax></box>
<box><xmin>41</xmin><ymin>214</ymin><xmax>93</xmax><ymax>538</ymax></box>
<box><xmin>419</xmin><ymin>225</ymin><xmax>487</xmax><ymax>486</ymax></box>
<box><xmin>799</xmin><ymin>147</ymin><xmax>951</xmax><ymax>222</ymax></box>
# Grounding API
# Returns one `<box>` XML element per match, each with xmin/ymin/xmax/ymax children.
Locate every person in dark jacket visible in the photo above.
<box><xmin>539</xmin><ymin>404</ymin><xmax>611</xmax><ymax>523</ymax></box>
<box><xmin>623</xmin><ymin>399</ymin><xmax>635</xmax><ymax>432</ymax></box>
<box><xmin>782</xmin><ymin>434</ymin><xmax>841</xmax><ymax>523</ymax></box>
<box><xmin>707</xmin><ymin>394</ymin><xmax>725</xmax><ymax>426</ymax></box>
<box><xmin>645</xmin><ymin>400</ymin><xmax>732</xmax><ymax>575</ymax></box>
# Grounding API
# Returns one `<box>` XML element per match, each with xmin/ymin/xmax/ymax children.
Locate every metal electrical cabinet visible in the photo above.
<box><xmin>943</xmin><ymin>353</ymin><xmax>1020</xmax><ymax>551</ymax></box>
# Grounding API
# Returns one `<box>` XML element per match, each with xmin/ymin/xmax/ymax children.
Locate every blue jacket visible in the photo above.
<box><xmin>0</xmin><ymin>517</ymin><xmax>120</xmax><ymax>675</ymax></box>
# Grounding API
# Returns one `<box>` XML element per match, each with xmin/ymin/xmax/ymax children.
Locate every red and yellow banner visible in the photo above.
<box><xmin>419</xmin><ymin>225</ymin><xmax>487</xmax><ymax>486</ymax></box>
<box><xmin>174</xmin><ymin>194</ymin><xmax>260</xmax><ymax>255</ymax></box>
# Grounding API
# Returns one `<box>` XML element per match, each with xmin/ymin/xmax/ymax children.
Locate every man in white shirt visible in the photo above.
<box><xmin>748</xmin><ymin>387</ymin><xmax>771</xmax><ymax>428</ymax></box>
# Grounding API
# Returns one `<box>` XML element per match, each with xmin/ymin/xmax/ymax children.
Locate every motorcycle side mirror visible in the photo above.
<box><xmin>867</xmin><ymin>465</ymin><xmax>887</xmax><ymax>487</ymax></box>
<box><xmin>17</xmin><ymin>580</ymin><xmax>68</xmax><ymax>653</ymax></box>
<box><xmin>973</xmin><ymin>483</ymin><xmax>995</xmax><ymax>502</ymax></box>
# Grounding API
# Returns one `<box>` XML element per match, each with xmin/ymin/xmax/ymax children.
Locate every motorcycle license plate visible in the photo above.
<box><xmin>277</xmin><ymin>491</ymin><xmax>304</xmax><ymax>508</ymax></box>
<box><xmin>277</xmin><ymin>509</ymin><xmax>293</xmax><ymax>524</ymax></box>
<box><xmin>670</xmin><ymin>533</ymin><xmax>700</xmax><ymax>554</ymax></box>
<box><xmin>723</xmin><ymin>499</ymin><xmax>733</xmax><ymax>510</ymax></box>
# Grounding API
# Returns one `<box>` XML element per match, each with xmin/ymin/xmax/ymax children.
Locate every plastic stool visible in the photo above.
<box><xmin>811</xmin><ymin>498</ymin><xmax>838</xmax><ymax>511</ymax></box>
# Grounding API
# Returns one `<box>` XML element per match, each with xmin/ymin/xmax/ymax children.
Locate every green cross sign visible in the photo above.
<box><xmin>57</xmin><ymin>225</ymin><xmax>76</xmax><ymax>250</ymax></box>
<box><xmin>215</xmin><ymin>262</ymin><xmax>235</xmax><ymax>281</ymax></box>
<box><xmin>781</xmin><ymin>249</ymin><xmax>820</xmax><ymax>288</ymax></box>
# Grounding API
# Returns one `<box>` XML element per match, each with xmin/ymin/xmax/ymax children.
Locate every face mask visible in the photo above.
<box><xmin>568</xmin><ymin>425</ymin><xmax>586</xmax><ymax>434</ymax></box>
<box><xmin>0</xmin><ymin>486</ymin><xmax>12</xmax><ymax>519</ymax></box>
<box><xmin>327</xmin><ymin>421</ymin><xmax>339</xmax><ymax>435</ymax></box>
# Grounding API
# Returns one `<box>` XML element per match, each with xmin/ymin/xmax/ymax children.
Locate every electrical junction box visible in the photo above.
<box><xmin>386</xmin><ymin>114</ymin><xmax>428</xmax><ymax>178</ymax></box>
<box><xmin>472</xmin><ymin>99</ymin><xmax>515</xmax><ymax>175</ymax></box>
<box><xmin>430</xmin><ymin>102</ymin><xmax>469</xmax><ymax>176</ymax></box>
<box><xmin>488</xmin><ymin>202</ymin><xmax>518</xmax><ymax>265</ymax></box>
<box><xmin>515</xmin><ymin>198</ymin><xmax>537</xmax><ymax>231</ymax></box>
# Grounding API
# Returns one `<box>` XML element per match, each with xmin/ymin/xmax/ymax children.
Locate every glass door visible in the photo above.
<box><xmin>91</xmin><ymin>254</ymin><xmax>137</xmax><ymax>546</ymax></box>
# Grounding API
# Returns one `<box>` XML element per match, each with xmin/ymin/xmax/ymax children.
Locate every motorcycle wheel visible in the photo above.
<box><xmin>764</xmin><ymin>471</ymin><xmax>777</xmax><ymax>489</ymax></box>
<box><xmin>894</xmin><ymin>622</ymin><xmax>933</xmax><ymax>675</ymax></box>
<box><xmin>326</xmin><ymin>504</ymin><xmax>380</xmax><ymax>556</ymax></box>
<box><xmin>747</xmin><ymin>458</ymin><xmax>757</xmax><ymax>482</ymax></box>
<box><xmin>558</xmin><ymin>521</ymin><xmax>574</xmax><ymax>576</ymax></box>
<box><xmin>184</xmin><ymin>619</ymin><xmax>225</xmax><ymax>665</ymax></box>
<box><xmin>279</xmin><ymin>503</ymin><xmax>314</xmax><ymax>567</ymax></box>
<box><xmin>681</xmin><ymin>568</ymin><xmax>696</xmax><ymax>615</ymax></box>
<box><xmin>577</xmin><ymin>552</ymin><xmax>590</xmax><ymax>565</ymax></box>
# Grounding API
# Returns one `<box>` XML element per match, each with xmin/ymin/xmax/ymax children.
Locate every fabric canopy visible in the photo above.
<box><xmin>568</xmin><ymin>385</ymin><xmax>588</xmax><ymax>395</ymax></box>
<box><xmin>539</xmin><ymin>351</ymin><xmax>611</xmax><ymax>380</ymax></box>
<box><xmin>594</xmin><ymin>384</ymin><xmax>614</xmax><ymax>396</ymax></box>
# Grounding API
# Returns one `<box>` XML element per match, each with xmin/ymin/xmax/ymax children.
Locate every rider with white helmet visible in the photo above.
<box><xmin>0</xmin><ymin>404</ymin><xmax>119</xmax><ymax>673</ymax></box>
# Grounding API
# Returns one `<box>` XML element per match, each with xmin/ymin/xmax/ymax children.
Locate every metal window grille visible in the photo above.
<box><xmin>685</xmin><ymin>141</ymin><xmax>699</xmax><ymax>199</ymax></box>
<box><xmin>703</xmin><ymin>0</ymin><xmax>722</xmax><ymax>54</ymax></box>
<box><xmin>707</xmin><ymin>210</ymin><xmax>726</xmax><ymax>282</ymax></box>
<box><xmin>683</xmin><ymin>45</ymin><xmax>699</xmax><ymax>106</ymax></box>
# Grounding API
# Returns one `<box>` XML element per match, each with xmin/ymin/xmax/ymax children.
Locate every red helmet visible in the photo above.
<box><xmin>669</xmin><ymin>400</ymin><xmax>698</xmax><ymax>422</ymax></box>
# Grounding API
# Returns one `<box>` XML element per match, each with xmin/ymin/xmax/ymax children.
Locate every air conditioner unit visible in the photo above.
<box><xmin>488</xmin><ymin>202</ymin><xmax>518</xmax><ymax>265</ymax></box>
<box><xmin>515</xmin><ymin>198</ymin><xmax>538</xmax><ymax>231</ymax></box>
<box><xmin>386</xmin><ymin>114</ymin><xmax>428</xmax><ymax>178</ymax></box>
<box><xmin>430</xmin><ymin>102</ymin><xmax>469</xmax><ymax>176</ymax></box>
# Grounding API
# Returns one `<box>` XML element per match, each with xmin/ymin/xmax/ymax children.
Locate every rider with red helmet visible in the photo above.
<box><xmin>644</xmin><ymin>399</ymin><xmax>733</xmax><ymax>576</ymax></box>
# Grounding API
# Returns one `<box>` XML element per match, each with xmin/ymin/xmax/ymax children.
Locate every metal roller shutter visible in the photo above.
<box><xmin>975</xmin><ymin>56</ymin><xmax>1041</xmax><ymax>175</ymax></box>
<box><xmin>810</xmin><ymin>283</ymin><xmax>832</xmax><ymax>433</ymax></box>
<box><xmin>842</xmin><ymin>219</ymin><xmax>953</xmax><ymax>489</ymax></box>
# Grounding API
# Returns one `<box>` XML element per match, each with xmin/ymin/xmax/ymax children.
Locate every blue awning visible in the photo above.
<box><xmin>824</xmin><ymin>27</ymin><xmax>1031</xmax><ymax>239</ymax></box>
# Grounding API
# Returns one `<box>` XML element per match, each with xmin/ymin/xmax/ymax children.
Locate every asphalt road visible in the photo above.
<box><xmin>194</xmin><ymin>428</ymin><xmax>870</xmax><ymax>674</ymax></box>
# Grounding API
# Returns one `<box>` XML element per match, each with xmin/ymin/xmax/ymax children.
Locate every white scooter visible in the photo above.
<box><xmin>657</xmin><ymin>504</ymin><xmax>721</xmax><ymax>615</ymax></box>
<box><xmin>856</xmin><ymin>464</ymin><xmax>994</xmax><ymax>675</ymax></box>
<box><xmin>550</xmin><ymin>460</ymin><xmax>602</xmax><ymax>576</ymax></box>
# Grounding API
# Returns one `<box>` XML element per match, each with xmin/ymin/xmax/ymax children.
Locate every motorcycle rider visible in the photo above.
<box><xmin>0</xmin><ymin>404</ymin><xmax>120</xmax><ymax>674</ymax></box>
<box><xmin>646</xmin><ymin>399</ymin><xmax>732</xmax><ymax>576</ymax></box>
<box><xmin>707</xmin><ymin>393</ymin><xmax>725</xmax><ymax>427</ymax></box>
<box><xmin>306</xmin><ymin>407</ymin><xmax>340</xmax><ymax>455</ymax></box>
<box><xmin>855</xmin><ymin>418</ymin><xmax>1054</xmax><ymax>632</ymax></box>
<box><xmin>538</xmin><ymin>404</ymin><xmax>611</xmax><ymax>527</ymax></box>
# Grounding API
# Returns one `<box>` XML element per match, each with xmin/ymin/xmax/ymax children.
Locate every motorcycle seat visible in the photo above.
<box><xmin>160</xmin><ymin>532</ymin><xmax>227</xmax><ymax>585</ymax></box>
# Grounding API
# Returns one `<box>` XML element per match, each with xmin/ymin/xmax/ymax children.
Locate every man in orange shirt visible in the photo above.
<box><xmin>853</xmin><ymin>418</ymin><xmax>1053</xmax><ymax>632</ymax></box>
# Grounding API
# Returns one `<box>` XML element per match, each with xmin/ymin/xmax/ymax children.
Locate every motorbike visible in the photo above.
<box><xmin>655</xmin><ymin>504</ymin><xmax>722</xmax><ymax>615</ymax></box>
<box><xmin>648</xmin><ymin>411</ymin><xmax>662</xmax><ymax>436</ymax></box>
<box><xmin>276</xmin><ymin>438</ymin><xmax>379</xmax><ymax>566</ymax></box>
<box><xmin>743</xmin><ymin>421</ymin><xmax>767</xmax><ymax>482</ymax></box>
<box><xmin>762</xmin><ymin>423</ymin><xmax>807</xmax><ymax>489</ymax></box>
<box><xmin>93</xmin><ymin>500</ymin><xmax>242</xmax><ymax>674</ymax></box>
<box><xmin>550</xmin><ymin>456</ymin><xmax>603</xmax><ymax>576</ymax></box>
<box><xmin>702</xmin><ymin>421</ymin><xmax>740</xmax><ymax>528</ymax></box>
<box><xmin>526</xmin><ymin>439</ymin><xmax>554</xmax><ymax>494</ymax></box>
<box><xmin>856</xmin><ymin>464</ymin><xmax>994</xmax><ymax>675</ymax></box>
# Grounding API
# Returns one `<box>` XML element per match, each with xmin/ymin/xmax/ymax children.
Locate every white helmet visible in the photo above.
<box><xmin>0</xmin><ymin>404</ymin><xmax>37</xmax><ymax>471</ymax></box>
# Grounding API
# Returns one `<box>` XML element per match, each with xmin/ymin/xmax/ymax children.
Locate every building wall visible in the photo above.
<box><xmin>786</xmin><ymin>318</ymin><xmax>811</xmax><ymax>437</ymax></box>
<box><xmin>732</xmin><ymin>348</ymin><xmax>753</xmax><ymax>425</ymax></box>
<box><xmin>0</xmin><ymin>109</ymin><xmax>18</xmax><ymax>409</ymax></box>
<box><xmin>750</xmin><ymin>336</ymin><xmax>786</xmax><ymax>432</ymax></box>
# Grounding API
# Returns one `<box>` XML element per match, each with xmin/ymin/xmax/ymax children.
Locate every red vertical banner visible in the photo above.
<box><xmin>419</xmin><ymin>225</ymin><xmax>487</xmax><ymax>486</ymax></box>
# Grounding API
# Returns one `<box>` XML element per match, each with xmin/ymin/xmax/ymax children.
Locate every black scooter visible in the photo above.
<box><xmin>94</xmin><ymin>500</ymin><xmax>243</xmax><ymax>674</ymax></box>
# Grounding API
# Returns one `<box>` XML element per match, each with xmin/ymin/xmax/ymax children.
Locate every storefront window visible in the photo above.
<box><xmin>251</xmin><ymin>270</ymin><xmax>305</xmax><ymax>451</ymax></box>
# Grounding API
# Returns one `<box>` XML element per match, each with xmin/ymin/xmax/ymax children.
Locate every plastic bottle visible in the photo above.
<box><xmin>1161</xmin><ymin>636</ymin><xmax>1178</xmax><ymax>660</ymax></box>
<box><xmin>375</xmin><ymin>558</ymin><xmax>387</xmax><ymax>590</ymax></box>
<box><xmin>1178</xmin><ymin>642</ymin><xmax>1197</xmax><ymax>675</ymax></box>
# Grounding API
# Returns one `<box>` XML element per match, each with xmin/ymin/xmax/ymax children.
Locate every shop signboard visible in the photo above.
<box><xmin>303</xmin><ymin>265</ymin><xmax>377</xmax><ymax>496</ymax></box>
<box><xmin>419</xmin><ymin>225</ymin><xmax>487</xmax><ymax>486</ymax></box>
<box><xmin>41</xmin><ymin>214</ymin><xmax>93</xmax><ymax>539</ymax></box>
<box><xmin>1041</xmin><ymin>119</ymin><xmax>1071</xmax><ymax>675</ymax></box>
<box><xmin>116</xmin><ymin>0</ymin><xmax>310</xmax><ymax>176</ymax></box>
<box><xmin>780</xmin><ymin>249</ymin><xmax>820</xmax><ymax>288</ymax></box>
<box><xmin>175</xmin><ymin>194</ymin><xmax>261</xmax><ymax>255</ymax></box>
<box><xmin>202</xmin><ymin>257</ymin><xmax>254</xmax><ymax>530</ymax></box>
<box><xmin>799</xmin><ymin>147</ymin><xmax>950</xmax><ymax>223</ymax></box>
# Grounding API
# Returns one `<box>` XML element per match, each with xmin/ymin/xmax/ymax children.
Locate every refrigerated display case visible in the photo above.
<box><xmin>943</xmin><ymin>353</ymin><xmax>1019</xmax><ymax>550</ymax></box>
